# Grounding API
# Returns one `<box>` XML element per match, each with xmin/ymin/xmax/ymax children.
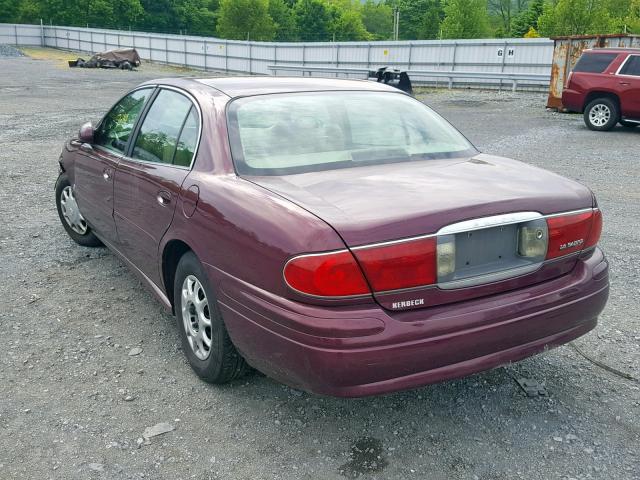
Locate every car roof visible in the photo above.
<box><xmin>190</xmin><ymin>76</ymin><xmax>402</xmax><ymax>98</ymax></box>
<box><xmin>584</xmin><ymin>47</ymin><xmax>640</xmax><ymax>54</ymax></box>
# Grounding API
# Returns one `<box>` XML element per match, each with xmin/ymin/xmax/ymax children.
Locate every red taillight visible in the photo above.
<box><xmin>283</xmin><ymin>250</ymin><xmax>370</xmax><ymax>297</ymax></box>
<box><xmin>546</xmin><ymin>209</ymin><xmax>601</xmax><ymax>260</ymax></box>
<box><xmin>353</xmin><ymin>237</ymin><xmax>437</xmax><ymax>292</ymax></box>
<box><xmin>585</xmin><ymin>208</ymin><xmax>603</xmax><ymax>249</ymax></box>
<box><xmin>284</xmin><ymin>237</ymin><xmax>438</xmax><ymax>297</ymax></box>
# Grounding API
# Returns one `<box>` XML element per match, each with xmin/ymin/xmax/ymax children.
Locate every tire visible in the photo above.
<box><xmin>174</xmin><ymin>251</ymin><xmax>248</xmax><ymax>384</ymax></box>
<box><xmin>619</xmin><ymin>119</ymin><xmax>639</xmax><ymax>128</ymax></box>
<box><xmin>55</xmin><ymin>173</ymin><xmax>102</xmax><ymax>247</ymax></box>
<box><xmin>584</xmin><ymin>98</ymin><xmax>619</xmax><ymax>131</ymax></box>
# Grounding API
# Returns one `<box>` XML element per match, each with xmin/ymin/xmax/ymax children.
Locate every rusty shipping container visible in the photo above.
<box><xmin>547</xmin><ymin>34</ymin><xmax>640</xmax><ymax>109</ymax></box>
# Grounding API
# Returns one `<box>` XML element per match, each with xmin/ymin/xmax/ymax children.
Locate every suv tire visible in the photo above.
<box><xmin>584</xmin><ymin>98</ymin><xmax>619</xmax><ymax>131</ymax></box>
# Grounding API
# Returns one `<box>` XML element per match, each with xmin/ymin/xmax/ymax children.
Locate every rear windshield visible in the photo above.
<box><xmin>573</xmin><ymin>52</ymin><xmax>618</xmax><ymax>73</ymax></box>
<box><xmin>227</xmin><ymin>91</ymin><xmax>477</xmax><ymax>176</ymax></box>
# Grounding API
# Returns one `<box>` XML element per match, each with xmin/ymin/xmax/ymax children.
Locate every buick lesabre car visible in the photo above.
<box><xmin>55</xmin><ymin>77</ymin><xmax>609</xmax><ymax>397</ymax></box>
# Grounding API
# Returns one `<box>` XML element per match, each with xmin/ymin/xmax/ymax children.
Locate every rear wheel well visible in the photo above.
<box><xmin>162</xmin><ymin>240</ymin><xmax>192</xmax><ymax>313</ymax></box>
<box><xmin>583</xmin><ymin>92</ymin><xmax>620</xmax><ymax>112</ymax></box>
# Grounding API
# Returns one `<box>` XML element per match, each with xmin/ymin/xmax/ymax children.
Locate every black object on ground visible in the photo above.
<box><xmin>368</xmin><ymin>67</ymin><xmax>413</xmax><ymax>94</ymax></box>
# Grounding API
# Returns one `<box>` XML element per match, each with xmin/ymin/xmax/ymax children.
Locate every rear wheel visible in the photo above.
<box><xmin>55</xmin><ymin>173</ymin><xmax>102</xmax><ymax>247</ymax></box>
<box><xmin>174</xmin><ymin>251</ymin><xmax>248</xmax><ymax>383</ymax></box>
<box><xmin>619</xmin><ymin>119</ymin><xmax>639</xmax><ymax>128</ymax></box>
<box><xmin>584</xmin><ymin>98</ymin><xmax>619</xmax><ymax>131</ymax></box>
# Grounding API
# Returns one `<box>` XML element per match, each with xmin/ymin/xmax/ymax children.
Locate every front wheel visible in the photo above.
<box><xmin>174</xmin><ymin>251</ymin><xmax>249</xmax><ymax>384</ymax></box>
<box><xmin>55</xmin><ymin>173</ymin><xmax>102</xmax><ymax>247</ymax></box>
<box><xmin>584</xmin><ymin>98</ymin><xmax>619</xmax><ymax>131</ymax></box>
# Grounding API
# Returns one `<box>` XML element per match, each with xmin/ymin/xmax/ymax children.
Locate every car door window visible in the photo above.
<box><xmin>132</xmin><ymin>89</ymin><xmax>193</xmax><ymax>165</ymax></box>
<box><xmin>620</xmin><ymin>55</ymin><xmax>640</xmax><ymax>76</ymax></box>
<box><xmin>173</xmin><ymin>107</ymin><xmax>199</xmax><ymax>167</ymax></box>
<box><xmin>94</xmin><ymin>88</ymin><xmax>153</xmax><ymax>154</ymax></box>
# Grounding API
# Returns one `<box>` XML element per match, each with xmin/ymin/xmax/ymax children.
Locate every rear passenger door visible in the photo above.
<box><xmin>113</xmin><ymin>87</ymin><xmax>200</xmax><ymax>286</ymax></box>
<box><xmin>617</xmin><ymin>55</ymin><xmax>640</xmax><ymax>119</ymax></box>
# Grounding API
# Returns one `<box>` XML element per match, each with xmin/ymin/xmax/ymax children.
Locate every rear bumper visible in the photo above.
<box><xmin>561</xmin><ymin>89</ymin><xmax>585</xmax><ymax>112</ymax></box>
<box><xmin>212</xmin><ymin>248</ymin><xmax>609</xmax><ymax>397</ymax></box>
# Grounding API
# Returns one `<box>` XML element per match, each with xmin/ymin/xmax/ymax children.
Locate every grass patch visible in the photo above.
<box><xmin>19</xmin><ymin>46</ymin><xmax>83</xmax><ymax>68</ymax></box>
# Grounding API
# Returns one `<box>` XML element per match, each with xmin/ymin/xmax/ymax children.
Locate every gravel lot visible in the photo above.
<box><xmin>1</xmin><ymin>50</ymin><xmax>638</xmax><ymax>480</ymax></box>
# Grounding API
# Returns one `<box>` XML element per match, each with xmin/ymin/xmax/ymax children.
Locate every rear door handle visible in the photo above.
<box><xmin>157</xmin><ymin>191</ymin><xmax>172</xmax><ymax>206</ymax></box>
<box><xmin>102</xmin><ymin>168</ymin><xmax>112</xmax><ymax>181</ymax></box>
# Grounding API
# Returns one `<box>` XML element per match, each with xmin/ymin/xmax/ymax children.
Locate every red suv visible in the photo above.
<box><xmin>562</xmin><ymin>48</ymin><xmax>640</xmax><ymax>131</ymax></box>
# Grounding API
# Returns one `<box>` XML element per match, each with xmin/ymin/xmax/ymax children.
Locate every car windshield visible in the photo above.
<box><xmin>227</xmin><ymin>91</ymin><xmax>477</xmax><ymax>176</ymax></box>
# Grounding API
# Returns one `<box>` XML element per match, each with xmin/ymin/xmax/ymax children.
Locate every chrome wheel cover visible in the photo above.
<box><xmin>589</xmin><ymin>104</ymin><xmax>611</xmax><ymax>127</ymax></box>
<box><xmin>60</xmin><ymin>186</ymin><xmax>88</xmax><ymax>235</ymax></box>
<box><xmin>181</xmin><ymin>275</ymin><xmax>212</xmax><ymax>361</ymax></box>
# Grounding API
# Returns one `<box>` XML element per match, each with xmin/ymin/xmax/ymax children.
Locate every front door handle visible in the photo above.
<box><xmin>157</xmin><ymin>191</ymin><xmax>172</xmax><ymax>206</ymax></box>
<box><xmin>620</xmin><ymin>81</ymin><xmax>631</xmax><ymax>86</ymax></box>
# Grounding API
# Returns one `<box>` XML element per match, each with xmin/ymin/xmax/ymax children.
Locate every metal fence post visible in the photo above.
<box><xmin>336</xmin><ymin>43</ymin><xmax>339</xmax><ymax>68</ymax></box>
<box><xmin>248</xmin><ymin>41</ymin><xmax>252</xmax><ymax>74</ymax></box>
<box><xmin>203</xmin><ymin>40</ymin><xmax>207</xmax><ymax>71</ymax></box>
<box><xmin>117</xmin><ymin>33</ymin><xmax>121</xmax><ymax>48</ymax></box>
<box><xmin>104</xmin><ymin>32</ymin><xmax>107</xmax><ymax>51</ymax></box>
<box><xmin>54</xmin><ymin>27</ymin><xmax>58</xmax><ymax>48</ymax></box>
<box><xmin>408</xmin><ymin>42</ymin><xmax>413</xmax><ymax>70</ymax></box>
<box><xmin>225</xmin><ymin>41</ymin><xmax>229</xmax><ymax>72</ymax></box>
<box><xmin>90</xmin><ymin>30</ymin><xmax>94</xmax><ymax>53</ymax></box>
<box><xmin>500</xmin><ymin>40</ymin><xmax>507</xmax><ymax>90</ymax></box>
<box><xmin>40</xmin><ymin>19</ymin><xmax>44</xmax><ymax>46</ymax></box>
<box><xmin>165</xmin><ymin>37</ymin><xmax>169</xmax><ymax>64</ymax></box>
<box><xmin>14</xmin><ymin>24</ymin><xmax>18</xmax><ymax>45</ymax></box>
<box><xmin>302</xmin><ymin>44</ymin><xmax>306</xmax><ymax>67</ymax></box>
<box><xmin>366</xmin><ymin>43</ymin><xmax>371</xmax><ymax>70</ymax></box>
<box><xmin>184</xmin><ymin>37</ymin><xmax>188</xmax><ymax>67</ymax></box>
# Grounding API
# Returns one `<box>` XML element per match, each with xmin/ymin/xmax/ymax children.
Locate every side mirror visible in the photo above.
<box><xmin>78</xmin><ymin>122</ymin><xmax>94</xmax><ymax>143</ymax></box>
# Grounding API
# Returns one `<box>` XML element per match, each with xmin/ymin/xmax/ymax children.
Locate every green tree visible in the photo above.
<box><xmin>386</xmin><ymin>0</ymin><xmax>444</xmax><ymax>40</ymax></box>
<box><xmin>0</xmin><ymin>0</ymin><xmax>20</xmax><ymax>22</ymax></box>
<box><xmin>361</xmin><ymin>0</ymin><xmax>393</xmax><ymax>40</ymax></box>
<box><xmin>511</xmin><ymin>0</ymin><xmax>544</xmax><ymax>37</ymax></box>
<box><xmin>269</xmin><ymin>0</ymin><xmax>297</xmax><ymax>41</ymax></box>
<box><xmin>625</xmin><ymin>0</ymin><xmax>640</xmax><ymax>32</ymax></box>
<box><xmin>294</xmin><ymin>0</ymin><xmax>332</xmax><ymax>41</ymax></box>
<box><xmin>537</xmin><ymin>0</ymin><xmax>615</xmax><ymax>36</ymax></box>
<box><xmin>327</xmin><ymin>0</ymin><xmax>370</xmax><ymax>41</ymax></box>
<box><xmin>175</xmin><ymin>0</ymin><xmax>217</xmax><ymax>36</ymax></box>
<box><xmin>440</xmin><ymin>0</ymin><xmax>491</xmax><ymax>39</ymax></box>
<box><xmin>217</xmin><ymin>0</ymin><xmax>275</xmax><ymax>40</ymax></box>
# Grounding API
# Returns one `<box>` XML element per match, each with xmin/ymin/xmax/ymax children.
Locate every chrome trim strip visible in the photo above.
<box><xmin>545</xmin><ymin>208</ymin><xmax>593</xmax><ymax>218</ymax></box>
<box><xmin>351</xmin><ymin>233</ymin><xmax>436</xmax><ymax>251</ymax></box>
<box><xmin>437</xmin><ymin>211</ymin><xmax>543</xmax><ymax>235</ymax></box>
<box><xmin>437</xmin><ymin>263</ymin><xmax>541</xmax><ymax>290</ymax></box>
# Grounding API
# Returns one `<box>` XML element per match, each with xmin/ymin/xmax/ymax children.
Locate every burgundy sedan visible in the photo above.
<box><xmin>55</xmin><ymin>77</ymin><xmax>609</xmax><ymax>397</ymax></box>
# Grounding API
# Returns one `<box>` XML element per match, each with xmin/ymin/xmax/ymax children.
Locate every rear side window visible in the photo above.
<box><xmin>173</xmin><ymin>107</ymin><xmax>199</xmax><ymax>167</ymax></box>
<box><xmin>132</xmin><ymin>89</ymin><xmax>194</xmax><ymax>165</ymax></box>
<box><xmin>573</xmin><ymin>53</ymin><xmax>618</xmax><ymax>73</ymax></box>
<box><xmin>619</xmin><ymin>55</ymin><xmax>640</xmax><ymax>76</ymax></box>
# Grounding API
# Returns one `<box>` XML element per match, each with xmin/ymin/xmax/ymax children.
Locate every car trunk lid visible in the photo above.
<box><xmin>248</xmin><ymin>154</ymin><xmax>595</xmax><ymax>311</ymax></box>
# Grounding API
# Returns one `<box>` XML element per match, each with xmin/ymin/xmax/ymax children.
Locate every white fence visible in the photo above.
<box><xmin>1</xmin><ymin>23</ymin><xmax>554</xmax><ymax>87</ymax></box>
